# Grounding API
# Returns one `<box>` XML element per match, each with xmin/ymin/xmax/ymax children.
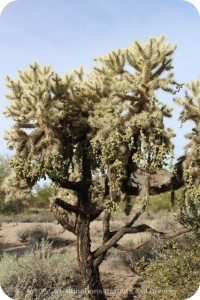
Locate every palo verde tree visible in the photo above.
<box><xmin>3</xmin><ymin>36</ymin><xmax>189</xmax><ymax>300</ymax></box>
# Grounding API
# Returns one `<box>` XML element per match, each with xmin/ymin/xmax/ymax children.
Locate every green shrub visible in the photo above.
<box><xmin>147</xmin><ymin>189</ymin><xmax>181</xmax><ymax>213</ymax></box>
<box><xmin>0</xmin><ymin>241</ymin><xmax>83</xmax><ymax>300</ymax></box>
<box><xmin>31</xmin><ymin>184</ymin><xmax>54</xmax><ymax>209</ymax></box>
<box><xmin>134</xmin><ymin>237</ymin><xmax>200</xmax><ymax>300</ymax></box>
<box><xmin>0</xmin><ymin>200</ymin><xmax>27</xmax><ymax>214</ymax></box>
<box><xmin>178</xmin><ymin>194</ymin><xmax>200</xmax><ymax>234</ymax></box>
<box><xmin>124</xmin><ymin>237</ymin><xmax>164</xmax><ymax>270</ymax></box>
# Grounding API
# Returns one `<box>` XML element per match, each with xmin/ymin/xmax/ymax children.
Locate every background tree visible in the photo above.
<box><xmin>0</xmin><ymin>154</ymin><xmax>10</xmax><ymax>210</ymax></box>
<box><xmin>3</xmin><ymin>36</ymin><xmax>188</xmax><ymax>300</ymax></box>
<box><xmin>0</xmin><ymin>154</ymin><xmax>10</xmax><ymax>183</ymax></box>
<box><xmin>32</xmin><ymin>183</ymin><xmax>54</xmax><ymax>208</ymax></box>
<box><xmin>1</xmin><ymin>171</ymin><xmax>32</xmax><ymax>213</ymax></box>
<box><xmin>0</xmin><ymin>155</ymin><xmax>27</xmax><ymax>213</ymax></box>
<box><xmin>175</xmin><ymin>80</ymin><xmax>200</xmax><ymax>232</ymax></box>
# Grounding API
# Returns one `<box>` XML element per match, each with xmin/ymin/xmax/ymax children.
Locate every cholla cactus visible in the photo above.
<box><xmin>175</xmin><ymin>80</ymin><xmax>200</xmax><ymax>231</ymax></box>
<box><xmin>1</xmin><ymin>171</ymin><xmax>32</xmax><ymax>209</ymax></box>
<box><xmin>4</xmin><ymin>63</ymin><xmax>89</xmax><ymax>186</ymax></box>
<box><xmin>89</xmin><ymin>35</ymin><xmax>177</xmax><ymax>204</ymax></box>
<box><xmin>4</xmin><ymin>36</ymin><xmax>178</xmax><ymax>206</ymax></box>
<box><xmin>4</xmin><ymin>36</ymin><xmax>186</xmax><ymax>300</ymax></box>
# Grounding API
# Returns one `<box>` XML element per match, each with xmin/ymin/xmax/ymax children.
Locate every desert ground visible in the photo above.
<box><xmin>0</xmin><ymin>211</ymin><xmax>183</xmax><ymax>300</ymax></box>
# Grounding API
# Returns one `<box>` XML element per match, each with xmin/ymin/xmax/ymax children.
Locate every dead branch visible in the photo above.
<box><xmin>93</xmin><ymin>224</ymin><xmax>191</xmax><ymax>259</ymax></box>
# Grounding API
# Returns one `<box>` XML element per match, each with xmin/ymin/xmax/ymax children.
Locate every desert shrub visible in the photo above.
<box><xmin>105</xmin><ymin>236</ymin><xmax>161</xmax><ymax>266</ymax></box>
<box><xmin>17</xmin><ymin>228</ymin><xmax>31</xmax><ymax>243</ymax></box>
<box><xmin>17</xmin><ymin>225</ymin><xmax>51</xmax><ymax>247</ymax></box>
<box><xmin>0</xmin><ymin>199</ymin><xmax>27</xmax><ymax>214</ymax></box>
<box><xmin>178</xmin><ymin>194</ymin><xmax>200</xmax><ymax>235</ymax></box>
<box><xmin>48</xmin><ymin>237</ymin><xmax>73</xmax><ymax>248</ymax></box>
<box><xmin>0</xmin><ymin>241</ymin><xmax>83</xmax><ymax>300</ymax></box>
<box><xmin>145</xmin><ymin>189</ymin><xmax>182</xmax><ymax>213</ymax></box>
<box><xmin>23</xmin><ymin>210</ymin><xmax>54</xmax><ymax>222</ymax></box>
<box><xmin>17</xmin><ymin>225</ymin><xmax>73</xmax><ymax>252</ymax></box>
<box><xmin>134</xmin><ymin>237</ymin><xmax>200</xmax><ymax>300</ymax></box>
<box><xmin>145</xmin><ymin>213</ymin><xmax>180</xmax><ymax>231</ymax></box>
<box><xmin>123</xmin><ymin>237</ymin><xmax>163</xmax><ymax>269</ymax></box>
<box><xmin>31</xmin><ymin>184</ymin><xmax>54</xmax><ymax>209</ymax></box>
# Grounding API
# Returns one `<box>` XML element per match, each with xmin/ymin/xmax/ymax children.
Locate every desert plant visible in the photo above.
<box><xmin>32</xmin><ymin>184</ymin><xmax>54</xmax><ymax>208</ymax></box>
<box><xmin>17</xmin><ymin>225</ymin><xmax>51</xmax><ymax>248</ymax></box>
<box><xmin>175</xmin><ymin>80</ymin><xmax>200</xmax><ymax>233</ymax></box>
<box><xmin>17</xmin><ymin>228</ymin><xmax>31</xmax><ymax>243</ymax></box>
<box><xmin>0</xmin><ymin>242</ymin><xmax>83</xmax><ymax>300</ymax></box>
<box><xmin>134</xmin><ymin>237</ymin><xmax>200</xmax><ymax>300</ymax></box>
<box><xmin>3</xmin><ymin>35</ymin><xmax>190</xmax><ymax>299</ymax></box>
<box><xmin>17</xmin><ymin>225</ymin><xmax>72</xmax><ymax>251</ymax></box>
<box><xmin>0</xmin><ymin>154</ymin><xmax>28</xmax><ymax>213</ymax></box>
<box><xmin>125</xmin><ymin>237</ymin><xmax>164</xmax><ymax>271</ymax></box>
<box><xmin>147</xmin><ymin>190</ymin><xmax>180</xmax><ymax>213</ymax></box>
<box><xmin>48</xmin><ymin>236</ymin><xmax>73</xmax><ymax>248</ymax></box>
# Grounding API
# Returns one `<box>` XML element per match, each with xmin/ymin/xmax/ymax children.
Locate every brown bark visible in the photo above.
<box><xmin>93</xmin><ymin>223</ymin><xmax>191</xmax><ymax>259</ymax></box>
<box><xmin>94</xmin><ymin>211</ymin><xmax>111</xmax><ymax>268</ymax></box>
<box><xmin>53</xmin><ymin>193</ymin><xmax>191</xmax><ymax>300</ymax></box>
<box><xmin>50</xmin><ymin>150</ymin><xmax>187</xmax><ymax>300</ymax></box>
<box><xmin>51</xmin><ymin>202</ymin><xmax>76</xmax><ymax>235</ymax></box>
<box><xmin>75</xmin><ymin>212</ymin><xmax>107</xmax><ymax>300</ymax></box>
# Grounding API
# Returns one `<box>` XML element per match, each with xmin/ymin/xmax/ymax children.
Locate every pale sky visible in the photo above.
<box><xmin>0</xmin><ymin>0</ymin><xmax>200</xmax><ymax>160</ymax></box>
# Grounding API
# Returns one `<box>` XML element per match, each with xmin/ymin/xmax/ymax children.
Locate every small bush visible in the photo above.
<box><xmin>0</xmin><ymin>241</ymin><xmax>83</xmax><ymax>300</ymax></box>
<box><xmin>48</xmin><ymin>237</ymin><xmax>73</xmax><ymax>248</ymax></box>
<box><xmin>17</xmin><ymin>228</ymin><xmax>31</xmax><ymax>243</ymax></box>
<box><xmin>178</xmin><ymin>194</ymin><xmax>200</xmax><ymax>234</ymax></box>
<box><xmin>17</xmin><ymin>225</ymin><xmax>74</xmax><ymax>252</ymax></box>
<box><xmin>124</xmin><ymin>237</ymin><xmax>163</xmax><ymax>270</ymax></box>
<box><xmin>134</xmin><ymin>237</ymin><xmax>200</xmax><ymax>300</ymax></box>
<box><xmin>0</xmin><ymin>200</ymin><xmax>27</xmax><ymax>214</ymax></box>
<box><xmin>147</xmin><ymin>189</ymin><xmax>181</xmax><ymax>213</ymax></box>
<box><xmin>17</xmin><ymin>226</ymin><xmax>51</xmax><ymax>252</ymax></box>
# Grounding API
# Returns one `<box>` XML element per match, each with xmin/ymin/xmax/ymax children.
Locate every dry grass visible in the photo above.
<box><xmin>0</xmin><ymin>209</ymin><xmax>55</xmax><ymax>223</ymax></box>
<box><xmin>0</xmin><ymin>241</ymin><xmax>83</xmax><ymax>300</ymax></box>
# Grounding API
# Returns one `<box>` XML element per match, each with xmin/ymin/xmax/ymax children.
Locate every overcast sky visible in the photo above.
<box><xmin>0</xmin><ymin>0</ymin><xmax>200</xmax><ymax>160</ymax></box>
